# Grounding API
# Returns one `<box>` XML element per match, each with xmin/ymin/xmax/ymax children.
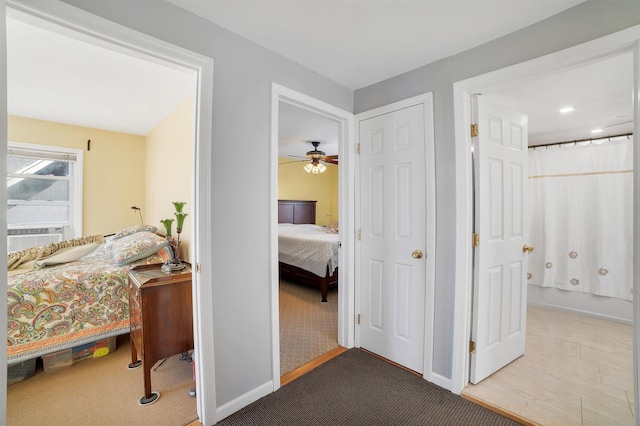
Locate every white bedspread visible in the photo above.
<box><xmin>278</xmin><ymin>224</ymin><xmax>339</xmax><ymax>277</ymax></box>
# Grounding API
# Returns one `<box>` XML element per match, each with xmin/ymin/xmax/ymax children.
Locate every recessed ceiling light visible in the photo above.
<box><xmin>560</xmin><ymin>106</ymin><xmax>574</xmax><ymax>113</ymax></box>
<box><xmin>591</xmin><ymin>128</ymin><xmax>603</xmax><ymax>134</ymax></box>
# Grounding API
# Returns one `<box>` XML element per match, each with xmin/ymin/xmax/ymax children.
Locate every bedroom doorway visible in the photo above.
<box><xmin>277</xmin><ymin>104</ymin><xmax>340</xmax><ymax>378</ymax></box>
<box><xmin>451</xmin><ymin>25</ymin><xmax>639</xmax><ymax>418</ymax></box>
<box><xmin>4</xmin><ymin>2</ymin><xmax>215</xmax><ymax>424</ymax></box>
<box><xmin>270</xmin><ymin>84</ymin><xmax>354</xmax><ymax>389</ymax></box>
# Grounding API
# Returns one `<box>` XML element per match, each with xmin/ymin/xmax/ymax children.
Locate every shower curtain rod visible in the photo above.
<box><xmin>529</xmin><ymin>132</ymin><xmax>633</xmax><ymax>149</ymax></box>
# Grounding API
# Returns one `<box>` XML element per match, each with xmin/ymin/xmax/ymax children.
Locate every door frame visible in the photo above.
<box><xmin>354</xmin><ymin>93</ymin><xmax>437</xmax><ymax>382</ymax></box>
<box><xmin>4</xmin><ymin>1</ymin><xmax>216</xmax><ymax>424</ymax></box>
<box><xmin>451</xmin><ymin>25</ymin><xmax>640</xmax><ymax>404</ymax></box>
<box><xmin>269</xmin><ymin>83</ymin><xmax>355</xmax><ymax>390</ymax></box>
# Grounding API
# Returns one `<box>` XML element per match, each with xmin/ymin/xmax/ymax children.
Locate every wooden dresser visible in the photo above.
<box><xmin>127</xmin><ymin>262</ymin><xmax>194</xmax><ymax>406</ymax></box>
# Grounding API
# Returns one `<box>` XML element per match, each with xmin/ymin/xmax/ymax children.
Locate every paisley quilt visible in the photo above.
<box><xmin>7</xmin><ymin>241</ymin><xmax>170</xmax><ymax>364</ymax></box>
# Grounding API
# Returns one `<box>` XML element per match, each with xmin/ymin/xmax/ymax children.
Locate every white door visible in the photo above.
<box><xmin>358</xmin><ymin>103</ymin><xmax>426</xmax><ymax>373</ymax></box>
<box><xmin>470</xmin><ymin>95</ymin><xmax>529</xmax><ymax>383</ymax></box>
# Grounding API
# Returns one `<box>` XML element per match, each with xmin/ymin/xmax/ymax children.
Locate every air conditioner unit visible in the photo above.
<box><xmin>7</xmin><ymin>227</ymin><xmax>66</xmax><ymax>253</ymax></box>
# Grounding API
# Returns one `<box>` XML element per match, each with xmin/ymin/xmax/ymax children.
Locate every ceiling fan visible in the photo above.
<box><xmin>304</xmin><ymin>141</ymin><xmax>338</xmax><ymax>164</ymax></box>
<box><xmin>281</xmin><ymin>141</ymin><xmax>338</xmax><ymax>174</ymax></box>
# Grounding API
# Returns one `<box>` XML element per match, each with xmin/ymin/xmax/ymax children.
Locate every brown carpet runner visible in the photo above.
<box><xmin>217</xmin><ymin>348</ymin><xmax>522</xmax><ymax>425</ymax></box>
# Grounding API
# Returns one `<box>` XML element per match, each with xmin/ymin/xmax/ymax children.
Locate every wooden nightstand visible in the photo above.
<box><xmin>127</xmin><ymin>262</ymin><xmax>194</xmax><ymax>406</ymax></box>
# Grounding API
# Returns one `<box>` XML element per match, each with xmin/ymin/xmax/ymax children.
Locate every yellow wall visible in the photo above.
<box><xmin>278</xmin><ymin>159</ymin><xmax>338</xmax><ymax>225</ymax></box>
<box><xmin>8</xmin><ymin>94</ymin><xmax>195</xmax><ymax>253</ymax></box>
<box><xmin>8</xmin><ymin>116</ymin><xmax>146</xmax><ymax>237</ymax></box>
<box><xmin>145</xmin><ymin>94</ymin><xmax>194</xmax><ymax>259</ymax></box>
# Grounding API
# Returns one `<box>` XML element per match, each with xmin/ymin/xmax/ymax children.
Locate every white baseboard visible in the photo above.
<box><xmin>429</xmin><ymin>371</ymin><xmax>453</xmax><ymax>392</ymax></box>
<box><xmin>215</xmin><ymin>381</ymin><xmax>273</xmax><ymax>422</ymax></box>
<box><xmin>527</xmin><ymin>300</ymin><xmax>632</xmax><ymax>325</ymax></box>
<box><xmin>527</xmin><ymin>286</ymin><xmax>632</xmax><ymax>324</ymax></box>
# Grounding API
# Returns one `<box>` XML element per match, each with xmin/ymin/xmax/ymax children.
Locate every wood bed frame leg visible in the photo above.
<box><xmin>321</xmin><ymin>282</ymin><xmax>328</xmax><ymax>303</ymax></box>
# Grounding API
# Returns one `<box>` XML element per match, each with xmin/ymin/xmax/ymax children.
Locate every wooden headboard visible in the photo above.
<box><xmin>278</xmin><ymin>200</ymin><xmax>317</xmax><ymax>224</ymax></box>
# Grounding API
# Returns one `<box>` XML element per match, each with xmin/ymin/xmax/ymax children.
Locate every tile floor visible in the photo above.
<box><xmin>462</xmin><ymin>305</ymin><xmax>634</xmax><ymax>425</ymax></box>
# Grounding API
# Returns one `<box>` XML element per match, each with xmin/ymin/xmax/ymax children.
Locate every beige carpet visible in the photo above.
<box><xmin>7</xmin><ymin>334</ymin><xmax>197</xmax><ymax>426</ymax></box>
<box><xmin>279</xmin><ymin>279</ymin><xmax>338</xmax><ymax>375</ymax></box>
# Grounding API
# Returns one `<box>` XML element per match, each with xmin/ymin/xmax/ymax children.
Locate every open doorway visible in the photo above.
<box><xmin>452</xmin><ymin>27</ymin><xmax>639</xmax><ymax>425</ymax></box>
<box><xmin>4</xmin><ymin>3</ymin><xmax>215</xmax><ymax>424</ymax></box>
<box><xmin>277</xmin><ymin>101</ymin><xmax>341</xmax><ymax>378</ymax></box>
<box><xmin>269</xmin><ymin>84</ymin><xmax>354</xmax><ymax>390</ymax></box>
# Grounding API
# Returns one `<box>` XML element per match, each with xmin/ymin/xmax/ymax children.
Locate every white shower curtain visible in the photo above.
<box><xmin>527</xmin><ymin>137</ymin><xmax>634</xmax><ymax>300</ymax></box>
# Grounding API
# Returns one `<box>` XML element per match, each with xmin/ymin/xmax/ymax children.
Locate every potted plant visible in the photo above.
<box><xmin>160</xmin><ymin>201</ymin><xmax>188</xmax><ymax>272</ymax></box>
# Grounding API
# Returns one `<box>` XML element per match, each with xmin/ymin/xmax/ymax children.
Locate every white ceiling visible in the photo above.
<box><xmin>278</xmin><ymin>102</ymin><xmax>340</xmax><ymax>162</ymax></box>
<box><xmin>7</xmin><ymin>17</ymin><xmax>196</xmax><ymax>136</ymax></box>
<box><xmin>167</xmin><ymin>0</ymin><xmax>586</xmax><ymax>91</ymax></box>
<box><xmin>489</xmin><ymin>51</ymin><xmax>633</xmax><ymax>146</ymax></box>
<box><xmin>7</xmin><ymin>1</ymin><xmax>633</xmax><ymax>156</ymax></box>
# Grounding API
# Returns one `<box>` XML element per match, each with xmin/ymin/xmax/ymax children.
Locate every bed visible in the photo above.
<box><xmin>278</xmin><ymin>200</ymin><xmax>339</xmax><ymax>302</ymax></box>
<box><xmin>6</xmin><ymin>225</ymin><xmax>173</xmax><ymax>366</ymax></box>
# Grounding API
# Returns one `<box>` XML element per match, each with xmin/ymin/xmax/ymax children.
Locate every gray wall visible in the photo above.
<box><xmin>59</xmin><ymin>0</ymin><xmax>353</xmax><ymax>407</ymax></box>
<box><xmin>355</xmin><ymin>0</ymin><xmax>640</xmax><ymax>379</ymax></box>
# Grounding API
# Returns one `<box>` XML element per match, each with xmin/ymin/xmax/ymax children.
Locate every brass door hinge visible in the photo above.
<box><xmin>470</xmin><ymin>123</ymin><xmax>478</xmax><ymax>138</ymax></box>
<box><xmin>357</xmin><ymin>143</ymin><xmax>361</xmax><ymax>154</ymax></box>
<box><xmin>472</xmin><ymin>233</ymin><xmax>480</xmax><ymax>247</ymax></box>
<box><xmin>358</xmin><ymin>229</ymin><xmax>362</xmax><ymax>241</ymax></box>
<box><xmin>469</xmin><ymin>340</ymin><xmax>476</xmax><ymax>354</ymax></box>
<box><xmin>357</xmin><ymin>314</ymin><xmax>361</xmax><ymax>325</ymax></box>
<box><xmin>196</xmin><ymin>263</ymin><xmax>201</xmax><ymax>273</ymax></box>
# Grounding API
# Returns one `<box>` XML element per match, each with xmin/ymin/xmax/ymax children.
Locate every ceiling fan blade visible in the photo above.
<box><xmin>283</xmin><ymin>142</ymin><xmax>339</xmax><ymax>166</ymax></box>
<box><xmin>279</xmin><ymin>159</ymin><xmax>307</xmax><ymax>165</ymax></box>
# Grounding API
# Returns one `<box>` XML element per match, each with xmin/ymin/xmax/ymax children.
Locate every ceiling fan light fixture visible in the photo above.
<box><xmin>302</xmin><ymin>141</ymin><xmax>328</xmax><ymax>174</ymax></box>
<box><xmin>304</xmin><ymin>161</ymin><xmax>326</xmax><ymax>174</ymax></box>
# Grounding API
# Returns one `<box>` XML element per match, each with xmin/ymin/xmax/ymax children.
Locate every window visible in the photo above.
<box><xmin>7</xmin><ymin>142</ymin><xmax>83</xmax><ymax>251</ymax></box>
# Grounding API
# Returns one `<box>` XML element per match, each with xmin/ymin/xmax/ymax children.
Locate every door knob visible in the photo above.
<box><xmin>522</xmin><ymin>245</ymin><xmax>534</xmax><ymax>253</ymax></box>
<box><xmin>412</xmin><ymin>249</ymin><xmax>424</xmax><ymax>259</ymax></box>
